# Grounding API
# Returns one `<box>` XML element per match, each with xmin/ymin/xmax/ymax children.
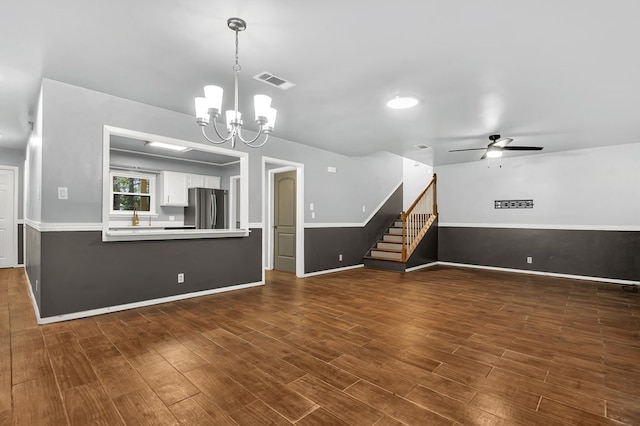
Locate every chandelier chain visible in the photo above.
<box><xmin>233</xmin><ymin>29</ymin><xmax>241</xmax><ymax>72</ymax></box>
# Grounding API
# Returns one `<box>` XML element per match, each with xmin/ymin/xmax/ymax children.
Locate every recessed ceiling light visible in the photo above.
<box><xmin>386</xmin><ymin>96</ymin><xmax>419</xmax><ymax>110</ymax></box>
<box><xmin>146</xmin><ymin>141</ymin><xmax>191</xmax><ymax>152</ymax></box>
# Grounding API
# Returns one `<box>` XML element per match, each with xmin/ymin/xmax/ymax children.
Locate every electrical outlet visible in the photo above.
<box><xmin>362</xmin><ymin>205</ymin><xmax>366</xmax><ymax>212</ymax></box>
<box><xmin>309</xmin><ymin>203</ymin><xmax>314</xmax><ymax>211</ymax></box>
<box><xmin>311</xmin><ymin>212</ymin><xmax>315</xmax><ymax>219</ymax></box>
<box><xmin>339</xmin><ymin>254</ymin><xmax>343</xmax><ymax>261</ymax></box>
<box><xmin>177</xmin><ymin>273</ymin><xmax>185</xmax><ymax>284</ymax></box>
<box><xmin>36</xmin><ymin>279</ymin><xmax>39</xmax><ymax>292</ymax></box>
<box><xmin>527</xmin><ymin>257</ymin><xmax>533</xmax><ymax>264</ymax></box>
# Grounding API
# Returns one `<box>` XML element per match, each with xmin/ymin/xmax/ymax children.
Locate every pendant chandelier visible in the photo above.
<box><xmin>194</xmin><ymin>17</ymin><xmax>277</xmax><ymax>148</ymax></box>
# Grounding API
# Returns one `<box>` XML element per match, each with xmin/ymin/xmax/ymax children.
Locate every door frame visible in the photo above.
<box><xmin>229</xmin><ymin>175</ymin><xmax>240</xmax><ymax>229</ymax></box>
<box><xmin>0</xmin><ymin>165</ymin><xmax>19</xmax><ymax>268</ymax></box>
<box><xmin>262</xmin><ymin>157</ymin><xmax>304</xmax><ymax>277</ymax></box>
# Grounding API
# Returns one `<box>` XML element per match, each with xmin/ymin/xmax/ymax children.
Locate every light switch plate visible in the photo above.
<box><xmin>57</xmin><ymin>187</ymin><xmax>68</xmax><ymax>200</ymax></box>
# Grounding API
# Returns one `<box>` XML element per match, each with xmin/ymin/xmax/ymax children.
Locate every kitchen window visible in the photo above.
<box><xmin>110</xmin><ymin>171</ymin><xmax>156</xmax><ymax>215</ymax></box>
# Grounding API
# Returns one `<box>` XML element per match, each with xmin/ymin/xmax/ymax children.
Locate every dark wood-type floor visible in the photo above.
<box><xmin>1</xmin><ymin>266</ymin><xmax>639</xmax><ymax>425</ymax></box>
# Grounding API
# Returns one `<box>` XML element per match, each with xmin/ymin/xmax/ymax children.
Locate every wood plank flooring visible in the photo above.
<box><xmin>1</xmin><ymin>265</ymin><xmax>639</xmax><ymax>425</ymax></box>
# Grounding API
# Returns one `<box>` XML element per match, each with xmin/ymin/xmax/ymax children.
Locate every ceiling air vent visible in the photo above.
<box><xmin>414</xmin><ymin>144</ymin><xmax>430</xmax><ymax>150</ymax></box>
<box><xmin>253</xmin><ymin>72</ymin><xmax>296</xmax><ymax>90</ymax></box>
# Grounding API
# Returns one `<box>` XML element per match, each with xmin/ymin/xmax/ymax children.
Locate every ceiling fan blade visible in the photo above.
<box><xmin>448</xmin><ymin>148</ymin><xmax>487</xmax><ymax>152</ymax></box>
<box><xmin>501</xmin><ymin>146</ymin><xmax>544</xmax><ymax>151</ymax></box>
<box><xmin>480</xmin><ymin>151</ymin><xmax>488</xmax><ymax>160</ymax></box>
<box><xmin>492</xmin><ymin>137</ymin><xmax>513</xmax><ymax>148</ymax></box>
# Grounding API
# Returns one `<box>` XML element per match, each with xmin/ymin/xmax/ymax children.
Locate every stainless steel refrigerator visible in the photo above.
<box><xmin>184</xmin><ymin>188</ymin><xmax>227</xmax><ymax>229</ymax></box>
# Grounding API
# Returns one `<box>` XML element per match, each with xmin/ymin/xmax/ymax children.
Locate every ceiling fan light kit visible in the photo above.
<box><xmin>449</xmin><ymin>134</ymin><xmax>544</xmax><ymax>160</ymax></box>
<box><xmin>194</xmin><ymin>17</ymin><xmax>277</xmax><ymax>149</ymax></box>
<box><xmin>486</xmin><ymin>149</ymin><xmax>502</xmax><ymax>158</ymax></box>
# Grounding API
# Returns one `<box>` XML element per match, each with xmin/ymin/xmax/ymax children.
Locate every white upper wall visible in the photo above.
<box><xmin>37</xmin><ymin>78</ymin><xmax>402</xmax><ymax>224</ymax></box>
<box><xmin>25</xmin><ymin>87</ymin><xmax>43</xmax><ymax>223</ymax></box>
<box><xmin>435</xmin><ymin>143</ymin><xmax>640</xmax><ymax>229</ymax></box>
<box><xmin>402</xmin><ymin>158</ymin><xmax>434</xmax><ymax>211</ymax></box>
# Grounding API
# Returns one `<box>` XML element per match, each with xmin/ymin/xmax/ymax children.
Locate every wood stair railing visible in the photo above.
<box><xmin>401</xmin><ymin>174</ymin><xmax>438</xmax><ymax>261</ymax></box>
<box><xmin>367</xmin><ymin>174</ymin><xmax>438</xmax><ymax>264</ymax></box>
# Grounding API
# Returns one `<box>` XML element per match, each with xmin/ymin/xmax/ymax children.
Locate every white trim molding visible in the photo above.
<box><xmin>305</xmin><ymin>222</ymin><xmax>363</xmax><ymax>228</ymax></box>
<box><xmin>437</xmin><ymin>261</ymin><xmax>640</xmax><ymax>286</ymax></box>
<box><xmin>439</xmin><ymin>222</ymin><xmax>640</xmax><ymax>232</ymax></box>
<box><xmin>261</xmin><ymin>156</ymin><xmax>305</xmax><ymax>278</ymax></box>
<box><xmin>302</xmin><ymin>264</ymin><xmax>364</xmax><ymax>277</ymax></box>
<box><xmin>405</xmin><ymin>261</ymin><xmax>439</xmax><ymax>272</ymax></box>
<box><xmin>0</xmin><ymin>165</ymin><xmax>19</xmax><ymax>268</ymax></box>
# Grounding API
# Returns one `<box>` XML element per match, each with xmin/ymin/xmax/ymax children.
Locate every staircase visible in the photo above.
<box><xmin>364</xmin><ymin>174</ymin><xmax>438</xmax><ymax>271</ymax></box>
<box><xmin>369</xmin><ymin>218</ymin><xmax>404</xmax><ymax>261</ymax></box>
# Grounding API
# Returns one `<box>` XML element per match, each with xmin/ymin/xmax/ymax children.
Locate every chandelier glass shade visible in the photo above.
<box><xmin>195</xmin><ymin>18</ymin><xmax>277</xmax><ymax>148</ymax></box>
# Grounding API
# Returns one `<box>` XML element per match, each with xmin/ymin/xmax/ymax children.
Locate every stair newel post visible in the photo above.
<box><xmin>432</xmin><ymin>173</ymin><xmax>438</xmax><ymax>215</ymax></box>
<box><xmin>401</xmin><ymin>211</ymin><xmax>407</xmax><ymax>262</ymax></box>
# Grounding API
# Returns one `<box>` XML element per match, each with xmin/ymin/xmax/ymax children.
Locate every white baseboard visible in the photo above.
<box><xmin>21</xmin><ymin>260</ymin><xmax>636</xmax><ymax>325</ymax></box>
<box><xmin>405</xmin><ymin>262</ymin><xmax>439</xmax><ymax>272</ymax></box>
<box><xmin>23</xmin><ymin>268</ymin><xmax>42</xmax><ymax>322</ymax></box>
<box><xmin>303</xmin><ymin>264</ymin><xmax>364</xmax><ymax>277</ymax></box>
<box><xmin>436</xmin><ymin>261</ymin><xmax>640</xmax><ymax>286</ymax></box>
<box><xmin>23</xmin><ymin>269</ymin><xmax>264</xmax><ymax>324</ymax></box>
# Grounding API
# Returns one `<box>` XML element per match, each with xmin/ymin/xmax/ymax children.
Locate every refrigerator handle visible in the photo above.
<box><xmin>211</xmin><ymin>193</ymin><xmax>217</xmax><ymax>228</ymax></box>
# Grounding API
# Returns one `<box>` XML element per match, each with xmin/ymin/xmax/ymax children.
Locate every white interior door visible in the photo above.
<box><xmin>0</xmin><ymin>168</ymin><xmax>16</xmax><ymax>268</ymax></box>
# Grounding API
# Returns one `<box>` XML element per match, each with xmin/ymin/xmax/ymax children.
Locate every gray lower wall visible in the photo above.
<box><xmin>30</xmin><ymin>228</ymin><xmax>262</xmax><ymax>318</ymax></box>
<box><xmin>439</xmin><ymin>226</ymin><xmax>640</xmax><ymax>281</ymax></box>
<box><xmin>24</xmin><ymin>225</ymin><xmax>41</xmax><ymax>309</ymax></box>
<box><xmin>17</xmin><ymin>223</ymin><xmax>24</xmax><ymax>265</ymax></box>
<box><xmin>406</xmin><ymin>218</ymin><xmax>438</xmax><ymax>269</ymax></box>
<box><xmin>305</xmin><ymin>184</ymin><xmax>403</xmax><ymax>273</ymax></box>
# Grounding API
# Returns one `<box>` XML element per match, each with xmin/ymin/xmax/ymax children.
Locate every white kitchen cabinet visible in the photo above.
<box><xmin>160</xmin><ymin>171</ymin><xmax>188</xmax><ymax>206</ymax></box>
<box><xmin>204</xmin><ymin>175</ymin><xmax>221</xmax><ymax>189</ymax></box>
<box><xmin>187</xmin><ymin>173</ymin><xmax>220</xmax><ymax>189</ymax></box>
<box><xmin>187</xmin><ymin>174</ymin><xmax>205</xmax><ymax>188</ymax></box>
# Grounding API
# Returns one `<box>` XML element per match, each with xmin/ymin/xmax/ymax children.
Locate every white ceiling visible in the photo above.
<box><xmin>1</xmin><ymin>1</ymin><xmax>639</xmax><ymax>166</ymax></box>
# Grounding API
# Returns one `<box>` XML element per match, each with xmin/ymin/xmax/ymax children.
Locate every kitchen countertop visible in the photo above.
<box><xmin>103</xmin><ymin>227</ymin><xmax>250</xmax><ymax>242</ymax></box>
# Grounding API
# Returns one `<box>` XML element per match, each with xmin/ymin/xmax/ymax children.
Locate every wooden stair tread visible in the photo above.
<box><xmin>364</xmin><ymin>256</ymin><xmax>406</xmax><ymax>263</ymax></box>
<box><xmin>371</xmin><ymin>248</ymin><xmax>402</xmax><ymax>253</ymax></box>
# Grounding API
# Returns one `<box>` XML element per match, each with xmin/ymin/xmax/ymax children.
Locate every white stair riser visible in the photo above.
<box><xmin>383</xmin><ymin>235</ymin><xmax>402</xmax><ymax>243</ymax></box>
<box><xmin>388</xmin><ymin>227</ymin><xmax>402</xmax><ymax>235</ymax></box>
<box><xmin>377</xmin><ymin>242</ymin><xmax>402</xmax><ymax>251</ymax></box>
<box><xmin>394</xmin><ymin>221</ymin><xmax>403</xmax><ymax>227</ymax></box>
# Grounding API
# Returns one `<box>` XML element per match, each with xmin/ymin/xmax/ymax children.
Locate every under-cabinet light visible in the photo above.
<box><xmin>146</xmin><ymin>141</ymin><xmax>191</xmax><ymax>152</ymax></box>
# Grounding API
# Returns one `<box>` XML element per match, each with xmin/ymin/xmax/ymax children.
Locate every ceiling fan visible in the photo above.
<box><xmin>449</xmin><ymin>134</ymin><xmax>543</xmax><ymax>159</ymax></box>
